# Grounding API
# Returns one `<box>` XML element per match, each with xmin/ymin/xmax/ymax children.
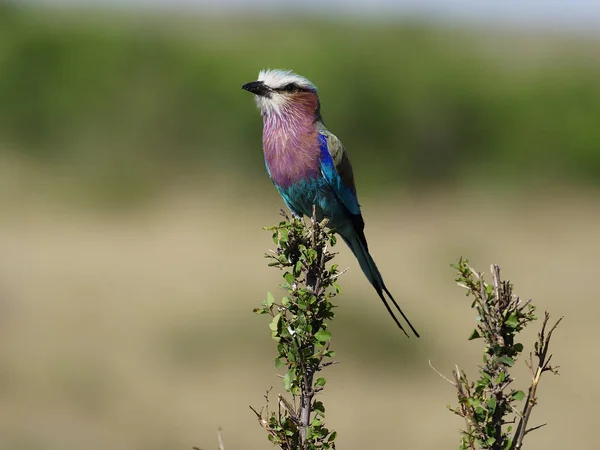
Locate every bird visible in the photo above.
<box><xmin>242</xmin><ymin>69</ymin><xmax>419</xmax><ymax>338</ymax></box>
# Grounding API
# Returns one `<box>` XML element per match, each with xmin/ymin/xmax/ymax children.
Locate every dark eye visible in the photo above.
<box><xmin>283</xmin><ymin>83</ymin><xmax>300</xmax><ymax>93</ymax></box>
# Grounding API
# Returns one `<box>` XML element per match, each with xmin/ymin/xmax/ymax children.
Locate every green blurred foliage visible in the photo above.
<box><xmin>1</xmin><ymin>4</ymin><xmax>600</xmax><ymax>204</ymax></box>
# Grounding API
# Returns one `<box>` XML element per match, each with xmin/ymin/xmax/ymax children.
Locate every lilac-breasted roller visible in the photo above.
<box><xmin>242</xmin><ymin>69</ymin><xmax>419</xmax><ymax>338</ymax></box>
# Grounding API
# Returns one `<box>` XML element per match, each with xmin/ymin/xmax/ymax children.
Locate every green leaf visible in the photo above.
<box><xmin>288</xmin><ymin>347</ymin><xmax>298</xmax><ymax>362</ymax></box>
<box><xmin>298</xmin><ymin>296</ymin><xmax>309</xmax><ymax>310</ymax></box>
<box><xmin>281</xmin><ymin>296</ymin><xmax>291</xmax><ymax>307</ymax></box>
<box><xmin>305</xmin><ymin>426</ymin><xmax>313</xmax><ymax>440</ymax></box>
<box><xmin>512</xmin><ymin>390</ymin><xmax>525</xmax><ymax>401</ymax></box>
<box><xmin>498</xmin><ymin>356</ymin><xmax>515</xmax><ymax>366</ymax></box>
<box><xmin>274</xmin><ymin>357</ymin><xmax>284</xmax><ymax>369</ymax></box>
<box><xmin>514</xmin><ymin>343</ymin><xmax>524</xmax><ymax>353</ymax></box>
<box><xmin>269</xmin><ymin>313</ymin><xmax>281</xmax><ymax>332</ymax></box>
<box><xmin>279</xmin><ymin>228</ymin><xmax>289</xmax><ymax>243</ymax></box>
<box><xmin>294</xmin><ymin>260</ymin><xmax>303</xmax><ymax>276</ymax></box>
<box><xmin>314</xmin><ymin>329</ymin><xmax>332</xmax><ymax>343</ymax></box>
<box><xmin>468</xmin><ymin>328</ymin><xmax>481</xmax><ymax>340</ymax></box>
<box><xmin>467</xmin><ymin>398</ymin><xmax>480</xmax><ymax>408</ymax></box>
<box><xmin>266</xmin><ymin>292</ymin><xmax>275</xmax><ymax>308</ymax></box>
<box><xmin>328</xmin><ymin>431</ymin><xmax>337</xmax><ymax>442</ymax></box>
<box><xmin>283</xmin><ymin>272</ymin><xmax>294</xmax><ymax>284</ymax></box>
<box><xmin>313</xmin><ymin>401</ymin><xmax>325</xmax><ymax>414</ymax></box>
<box><xmin>315</xmin><ymin>377</ymin><xmax>326</xmax><ymax>388</ymax></box>
<box><xmin>487</xmin><ymin>397</ymin><xmax>497</xmax><ymax>414</ymax></box>
<box><xmin>283</xmin><ymin>370</ymin><xmax>293</xmax><ymax>391</ymax></box>
<box><xmin>506</xmin><ymin>312</ymin><xmax>519</xmax><ymax>329</ymax></box>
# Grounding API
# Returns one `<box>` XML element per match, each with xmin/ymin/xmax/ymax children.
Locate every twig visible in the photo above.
<box><xmin>429</xmin><ymin>360</ymin><xmax>456</xmax><ymax>386</ymax></box>
<box><xmin>217</xmin><ymin>428</ymin><xmax>225</xmax><ymax>450</ymax></box>
<box><xmin>511</xmin><ymin>313</ymin><xmax>563</xmax><ymax>449</ymax></box>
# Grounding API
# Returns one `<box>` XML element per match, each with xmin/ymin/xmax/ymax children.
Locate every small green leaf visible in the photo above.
<box><xmin>315</xmin><ymin>377</ymin><xmax>326</xmax><ymax>388</ymax></box>
<box><xmin>328</xmin><ymin>431</ymin><xmax>337</xmax><ymax>442</ymax></box>
<box><xmin>279</xmin><ymin>228</ymin><xmax>289</xmax><ymax>243</ymax></box>
<box><xmin>274</xmin><ymin>357</ymin><xmax>284</xmax><ymax>369</ymax></box>
<box><xmin>287</xmin><ymin>348</ymin><xmax>297</xmax><ymax>362</ymax></box>
<box><xmin>305</xmin><ymin>426</ymin><xmax>313</xmax><ymax>440</ymax></box>
<box><xmin>467</xmin><ymin>398</ymin><xmax>480</xmax><ymax>408</ymax></box>
<box><xmin>468</xmin><ymin>328</ymin><xmax>481</xmax><ymax>340</ymax></box>
<box><xmin>314</xmin><ymin>329</ymin><xmax>332</xmax><ymax>343</ymax></box>
<box><xmin>294</xmin><ymin>260</ymin><xmax>303</xmax><ymax>276</ymax></box>
<box><xmin>281</xmin><ymin>296</ymin><xmax>291</xmax><ymax>307</ymax></box>
<box><xmin>313</xmin><ymin>401</ymin><xmax>325</xmax><ymax>414</ymax></box>
<box><xmin>512</xmin><ymin>390</ymin><xmax>525</xmax><ymax>401</ymax></box>
<box><xmin>499</xmin><ymin>356</ymin><xmax>515</xmax><ymax>366</ymax></box>
<box><xmin>269</xmin><ymin>313</ymin><xmax>281</xmax><ymax>332</ymax></box>
<box><xmin>514</xmin><ymin>343</ymin><xmax>524</xmax><ymax>353</ymax></box>
<box><xmin>266</xmin><ymin>292</ymin><xmax>275</xmax><ymax>308</ymax></box>
<box><xmin>297</xmin><ymin>299</ymin><xmax>307</xmax><ymax>310</ymax></box>
<box><xmin>487</xmin><ymin>397</ymin><xmax>497</xmax><ymax>414</ymax></box>
<box><xmin>284</xmin><ymin>272</ymin><xmax>294</xmax><ymax>284</ymax></box>
<box><xmin>283</xmin><ymin>370</ymin><xmax>293</xmax><ymax>391</ymax></box>
<box><xmin>506</xmin><ymin>312</ymin><xmax>519</xmax><ymax>329</ymax></box>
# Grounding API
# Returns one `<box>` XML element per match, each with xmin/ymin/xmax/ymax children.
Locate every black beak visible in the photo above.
<box><xmin>241</xmin><ymin>80</ymin><xmax>271</xmax><ymax>97</ymax></box>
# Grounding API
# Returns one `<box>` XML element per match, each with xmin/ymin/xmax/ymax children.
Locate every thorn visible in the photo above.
<box><xmin>429</xmin><ymin>360</ymin><xmax>456</xmax><ymax>386</ymax></box>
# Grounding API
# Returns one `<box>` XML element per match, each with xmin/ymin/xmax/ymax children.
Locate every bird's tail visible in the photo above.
<box><xmin>341</xmin><ymin>230</ymin><xmax>420</xmax><ymax>338</ymax></box>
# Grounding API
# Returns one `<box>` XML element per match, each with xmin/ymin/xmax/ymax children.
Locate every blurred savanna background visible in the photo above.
<box><xmin>1</xmin><ymin>0</ymin><xmax>599</xmax><ymax>448</ymax></box>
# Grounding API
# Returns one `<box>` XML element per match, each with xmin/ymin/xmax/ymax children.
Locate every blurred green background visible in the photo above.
<box><xmin>0</xmin><ymin>2</ymin><xmax>598</xmax><ymax>449</ymax></box>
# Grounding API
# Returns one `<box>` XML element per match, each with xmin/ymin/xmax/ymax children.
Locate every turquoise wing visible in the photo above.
<box><xmin>318</xmin><ymin>130</ymin><xmax>361</xmax><ymax>216</ymax></box>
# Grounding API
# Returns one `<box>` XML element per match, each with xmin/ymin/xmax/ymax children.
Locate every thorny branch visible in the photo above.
<box><xmin>252</xmin><ymin>208</ymin><xmax>339</xmax><ymax>449</ymax></box>
<box><xmin>438</xmin><ymin>259</ymin><xmax>562</xmax><ymax>450</ymax></box>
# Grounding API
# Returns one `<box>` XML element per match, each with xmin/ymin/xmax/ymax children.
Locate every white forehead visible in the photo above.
<box><xmin>258</xmin><ymin>69</ymin><xmax>317</xmax><ymax>91</ymax></box>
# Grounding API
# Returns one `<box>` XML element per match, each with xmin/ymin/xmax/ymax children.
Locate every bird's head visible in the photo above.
<box><xmin>242</xmin><ymin>69</ymin><xmax>320</xmax><ymax>119</ymax></box>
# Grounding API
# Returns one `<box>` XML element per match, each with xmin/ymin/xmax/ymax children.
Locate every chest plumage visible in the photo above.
<box><xmin>261</xmin><ymin>92</ymin><xmax>322</xmax><ymax>189</ymax></box>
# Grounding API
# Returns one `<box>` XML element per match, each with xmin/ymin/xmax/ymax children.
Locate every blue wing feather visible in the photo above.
<box><xmin>318</xmin><ymin>133</ymin><xmax>361</xmax><ymax>216</ymax></box>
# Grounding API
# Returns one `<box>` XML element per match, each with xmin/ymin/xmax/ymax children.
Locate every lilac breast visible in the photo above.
<box><xmin>262</xmin><ymin>110</ymin><xmax>321</xmax><ymax>188</ymax></box>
